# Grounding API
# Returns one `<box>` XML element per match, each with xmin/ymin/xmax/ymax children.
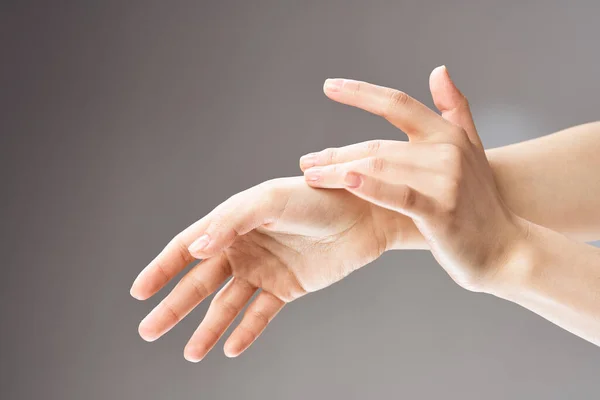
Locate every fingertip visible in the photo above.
<box><xmin>224</xmin><ymin>349</ymin><xmax>238</xmax><ymax>358</ymax></box>
<box><xmin>299</xmin><ymin>153</ymin><xmax>317</xmax><ymax>170</ymax></box>
<box><xmin>343</xmin><ymin>172</ymin><xmax>362</xmax><ymax>189</ymax></box>
<box><xmin>429</xmin><ymin>65</ymin><xmax>447</xmax><ymax>87</ymax></box>
<box><xmin>432</xmin><ymin>64</ymin><xmax>447</xmax><ymax>75</ymax></box>
<box><xmin>304</xmin><ymin>167</ymin><xmax>321</xmax><ymax>184</ymax></box>
<box><xmin>224</xmin><ymin>340</ymin><xmax>242</xmax><ymax>358</ymax></box>
<box><xmin>184</xmin><ymin>345</ymin><xmax>205</xmax><ymax>363</ymax></box>
<box><xmin>438</xmin><ymin>65</ymin><xmax>460</xmax><ymax>93</ymax></box>
<box><xmin>130</xmin><ymin>286</ymin><xmax>144</xmax><ymax>300</ymax></box>
<box><xmin>188</xmin><ymin>234</ymin><xmax>211</xmax><ymax>256</ymax></box>
<box><xmin>130</xmin><ymin>277</ymin><xmax>151</xmax><ymax>300</ymax></box>
<box><xmin>323</xmin><ymin>78</ymin><xmax>344</xmax><ymax>94</ymax></box>
<box><xmin>184</xmin><ymin>354</ymin><xmax>202</xmax><ymax>363</ymax></box>
<box><xmin>138</xmin><ymin>323</ymin><xmax>159</xmax><ymax>342</ymax></box>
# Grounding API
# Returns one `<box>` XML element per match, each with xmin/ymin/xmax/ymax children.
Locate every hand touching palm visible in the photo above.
<box><xmin>131</xmin><ymin>66</ymin><xmax>487</xmax><ymax>362</ymax></box>
<box><xmin>130</xmin><ymin>177</ymin><xmax>419</xmax><ymax>361</ymax></box>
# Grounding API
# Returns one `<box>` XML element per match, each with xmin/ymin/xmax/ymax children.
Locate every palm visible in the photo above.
<box><xmin>223</xmin><ymin>177</ymin><xmax>392</xmax><ymax>299</ymax></box>
<box><xmin>131</xmin><ymin>177</ymin><xmax>414</xmax><ymax>361</ymax></box>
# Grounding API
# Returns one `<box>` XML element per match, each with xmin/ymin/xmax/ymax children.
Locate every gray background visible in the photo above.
<box><xmin>1</xmin><ymin>1</ymin><xmax>599</xmax><ymax>399</ymax></box>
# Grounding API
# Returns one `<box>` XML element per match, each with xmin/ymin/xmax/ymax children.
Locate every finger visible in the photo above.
<box><xmin>429</xmin><ymin>65</ymin><xmax>483</xmax><ymax>149</ymax></box>
<box><xmin>130</xmin><ymin>218</ymin><xmax>208</xmax><ymax>300</ymax></box>
<box><xmin>304</xmin><ymin>156</ymin><xmax>446</xmax><ymax>200</ymax></box>
<box><xmin>300</xmin><ymin>140</ymin><xmax>407</xmax><ymax>171</ymax></box>
<box><xmin>137</xmin><ymin>254</ymin><xmax>231</xmax><ymax>342</ymax></box>
<box><xmin>130</xmin><ymin>182</ymin><xmax>288</xmax><ymax>300</ymax></box>
<box><xmin>346</xmin><ymin>173</ymin><xmax>436</xmax><ymax>220</ymax></box>
<box><xmin>300</xmin><ymin>141</ymin><xmax>444</xmax><ymax>172</ymax></box>
<box><xmin>186</xmin><ymin>183</ymin><xmax>289</xmax><ymax>259</ymax></box>
<box><xmin>322</xmin><ymin>78</ymin><xmax>451</xmax><ymax>141</ymax></box>
<box><xmin>223</xmin><ymin>291</ymin><xmax>285</xmax><ymax>358</ymax></box>
<box><xmin>184</xmin><ymin>278</ymin><xmax>256</xmax><ymax>363</ymax></box>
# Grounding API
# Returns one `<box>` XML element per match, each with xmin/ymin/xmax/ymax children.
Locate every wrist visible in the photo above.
<box><xmin>377</xmin><ymin>210</ymin><xmax>428</xmax><ymax>252</ymax></box>
<box><xmin>485</xmin><ymin>216</ymin><xmax>538</xmax><ymax>299</ymax></box>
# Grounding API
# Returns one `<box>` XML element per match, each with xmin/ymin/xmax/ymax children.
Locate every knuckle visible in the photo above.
<box><xmin>186</xmin><ymin>274</ymin><xmax>211</xmax><ymax>301</ymax></box>
<box><xmin>249</xmin><ymin>309</ymin><xmax>270</xmax><ymax>327</ymax></box>
<box><xmin>366</xmin><ymin>140</ymin><xmax>382</xmax><ymax>155</ymax></box>
<box><xmin>350</xmin><ymin>80</ymin><xmax>363</xmax><ymax>96</ymax></box>
<box><xmin>170</xmin><ymin>236</ymin><xmax>193</xmax><ymax>264</ymax></box>
<box><xmin>152</xmin><ymin>260</ymin><xmax>170</xmax><ymax>286</ymax></box>
<box><xmin>397</xmin><ymin>185</ymin><xmax>416</xmax><ymax>209</ymax></box>
<box><xmin>323</xmin><ymin>148</ymin><xmax>338</xmax><ymax>164</ymax></box>
<box><xmin>214</xmin><ymin>297</ymin><xmax>238</xmax><ymax>317</ymax></box>
<box><xmin>385</xmin><ymin>90</ymin><xmax>410</xmax><ymax>116</ymax></box>
<box><xmin>438</xmin><ymin>143</ymin><xmax>464</xmax><ymax>177</ymax></box>
<box><xmin>431</xmin><ymin>169</ymin><xmax>462</xmax><ymax>216</ymax></box>
<box><xmin>328</xmin><ymin>163</ymin><xmax>342</xmax><ymax>175</ymax></box>
<box><xmin>259</xmin><ymin>179</ymin><xmax>282</xmax><ymax>201</ymax></box>
<box><xmin>203</xmin><ymin>324</ymin><xmax>221</xmax><ymax>343</ymax></box>
<box><xmin>366</xmin><ymin>157</ymin><xmax>386</xmax><ymax>174</ymax></box>
<box><xmin>161</xmin><ymin>301</ymin><xmax>182</xmax><ymax>323</ymax></box>
<box><xmin>372</xmin><ymin>180</ymin><xmax>386</xmax><ymax>198</ymax></box>
<box><xmin>236</xmin><ymin>323</ymin><xmax>258</xmax><ymax>342</ymax></box>
<box><xmin>440</xmin><ymin>179</ymin><xmax>461</xmax><ymax>214</ymax></box>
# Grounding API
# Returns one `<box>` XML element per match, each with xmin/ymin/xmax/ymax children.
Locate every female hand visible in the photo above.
<box><xmin>130</xmin><ymin>177</ymin><xmax>420</xmax><ymax>361</ymax></box>
<box><xmin>300</xmin><ymin>67</ymin><xmax>530</xmax><ymax>292</ymax></box>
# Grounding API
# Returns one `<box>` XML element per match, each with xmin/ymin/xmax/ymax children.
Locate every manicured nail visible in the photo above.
<box><xmin>304</xmin><ymin>168</ymin><xmax>321</xmax><ymax>182</ymax></box>
<box><xmin>130</xmin><ymin>285</ymin><xmax>143</xmax><ymax>300</ymax></box>
<box><xmin>184</xmin><ymin>346</ymin><xmax>205</xmax><ymax>363</ymax></box>
<box><xmin>439</xmin><ymin>65</ymin><xmax>453</xmax><ymax>80</ymax></box>
<box><xmin>344</xmin><ymin>172</ymin><xmax>362</xmax><ymax>188</ymax></box>
<box><xmin>324</xmin><ymin>78</ymin><xmax>344</xmax><ymax>93</ymax></box>
<box><xmin>224</xmin><ymin>341</ymin><xmax>240</xmax><ymax>358</ymax></box>
<box><xmin>130</xmin><ymin>270</ymin><xmax>147</xmax><ymax>300</ymax></box>
<box><xmin>300</xmin><ymin>153</ymin><xmax>318</xmax><ymax>169</ymax></box>
<box><xmin>184</xmin><ymin>352</ymin><xmax>202</xmax><ymax>363</ymax></box>
<box><xmin>188</xmin><ymin>234</ymin><xmax>211</xmax><ymax>255</ymax></box>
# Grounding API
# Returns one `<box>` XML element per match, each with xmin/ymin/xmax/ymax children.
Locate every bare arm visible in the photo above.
<box><xmin>494</xmin><ymin>220</ymin><xmax>600</xmax><ymax>346</ymax></box>
<box><xmin>302</xmin><ymin>71</ymin><xmax>600</xmax><ymax>346</ymax></box>
<box><xmin>487</xmin><ymin>121</ymin><xmax>600</xmax><ymax>242</ymax></box>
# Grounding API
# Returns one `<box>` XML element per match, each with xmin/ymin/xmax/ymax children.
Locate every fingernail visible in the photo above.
<box><xmin>130</xmin><ymin>285</ymin><xmax>143</xmax><ymax>300</ymax></box>
<box><xmin>188</xmin><ymin>234</ymin><xmax>211</xmax><ymax>255</ymax></box>
<box><xmin>344</xmin><ymin>172</ymin><xmax>362</xmax><ymax>188</ymax></box>
<box><xmin>224</xmin><ymin>341</ymin><xmax>239</xmax><ymax>358</ymax></box>
<box><xmin>440</xmin><ymin>65</ymin><xmax>452</xmax><ymax>80</ymax></box>
<box><xmin>324</xmin><ymin>78</ymin><xmax>344</xmax><ymax>93</ymax></box>
<box><xmin>300</xmin><ymin>153</ymin><xmax>317</xmax><ymax>169</ymax></box>
<box><xmin>184</xmin><ymin>353</ymin><xmax>202</xmax><ymax>363</ymax></box>
<box><xmin>304</xmin><ymin>167</ymin><xmax>321</xmax><ymax>182</ymax></box>
<box><xmin>130</xmin><ymin>271</ymin><xmax>146</xmax><ymax>300</ymax></box>
<box><xmin>184</xmin><ymin>346</ymin><xmax>204</xmax><ymax>363</ymax></box>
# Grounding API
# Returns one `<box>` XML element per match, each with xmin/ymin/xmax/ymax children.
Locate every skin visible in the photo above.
<box><xmin>300</xmin><ymin>70</ymin><xmax>527</xmax><ymax>292</ymax></box>
<box><xmin>301</xmin><ymin>67</ymin><xmax>600</xmax><ymax>346</ymax></box>
<box><xmin>131</xmin><ymin>66</ymin><xmax>600</xmax><ymax>361</ymax></box>
<box><xmin>486</xmin><ymin>122</ymin><xmax>600</xmax><ymax>242</ymax></box>
<box><xmin>130</xmin><ymin>177</ymin><xmax>414</xmax><ymax>361</ymax></box>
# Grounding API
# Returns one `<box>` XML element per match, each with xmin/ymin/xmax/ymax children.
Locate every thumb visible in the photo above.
<box><xmin>429</xmin><ymin>66</ymin><xmax>483</xmax><ymax>149</ymax></box>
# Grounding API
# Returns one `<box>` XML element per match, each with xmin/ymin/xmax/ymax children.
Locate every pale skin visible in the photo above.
<box><xmin>130</xmin><ymin>66</ymin><xmax>600</xmax><ymax>362</ymax></box>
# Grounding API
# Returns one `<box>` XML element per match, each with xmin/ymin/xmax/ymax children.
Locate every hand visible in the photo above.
<box><xmin>130</xmin><ymin>177</ymin><xmax>420</xmax><ymax>361</ymax></box>
<box><xmin>300</xmin><ymin>66</ymin><xmax>529</xmax><ymax>292</ymax></box>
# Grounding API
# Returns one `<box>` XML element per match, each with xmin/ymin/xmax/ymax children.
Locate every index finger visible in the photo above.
<box><xmin>323</xmin><ymin>78</ymin><xmax>451</xmax><ymax>141</ymax></box>
<box><xmin>130</xmin><ymin>181</ymin><xmax>290</xmax><ymax>301</ymax></box>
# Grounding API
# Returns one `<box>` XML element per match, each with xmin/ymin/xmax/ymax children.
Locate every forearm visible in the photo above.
<box><xmin>491</xmin><ymin>219</ymin><xmax>600</xmax><ymax>346</ymax></box>
<box><xmin>487</xmin><ymin>121</ymin><xmax>600</xmax><ymax>242</ymax></box>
